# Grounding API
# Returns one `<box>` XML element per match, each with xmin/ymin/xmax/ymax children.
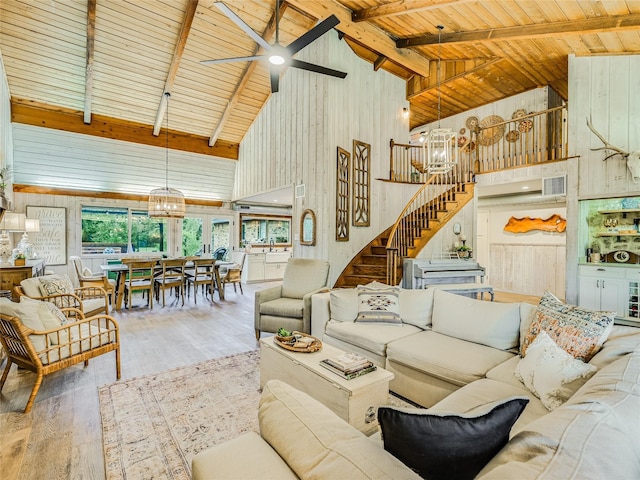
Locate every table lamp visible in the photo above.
<box><xmin>17</xmin><ymin>218</ymin><xmax>40</xmax><ymax>259</ymax></box>
<box><xmin>0</xmin><ymin>212</ymin><xmax>26</xmax><ymax>264</ymax></box>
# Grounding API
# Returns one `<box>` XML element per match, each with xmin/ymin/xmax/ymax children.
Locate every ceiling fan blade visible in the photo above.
<box><xmin>287</xmin><ymin>15</ymin><xmax>340</xmax><ymax>55</ymax></box>
<box><xmin>215</xmin><ymin>2</ymin><xmax>272</xmax><ymax>51</ymax></box>
<box><xmin>270</xmin><ymin>67</ymin><xmax>280</xmax><ymax>93</ymax></box>
<box><xmin>290</xmin><ymin>59</ymin><xmax>347</xmax><ymax>79</ymax></box>
<box><xmin>200</xmin><ymin>55</ymin><xmax>266</xmax><ymax>65</ymax></box>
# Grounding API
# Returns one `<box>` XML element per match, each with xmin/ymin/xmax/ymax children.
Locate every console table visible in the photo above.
<box><xmin>0</xmin><ymin>259</ymin><xmax>46</xmax><ymax>300</ymax></box>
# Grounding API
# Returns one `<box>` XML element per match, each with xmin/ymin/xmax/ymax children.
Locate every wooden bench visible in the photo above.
<box><xmin>427</xmin><ymin>282</ymin><xmax>494</xmax><ymax>301</ymax></box>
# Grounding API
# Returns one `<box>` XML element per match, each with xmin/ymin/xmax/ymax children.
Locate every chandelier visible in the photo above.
<box><xmin>423</xmin><ymin>25</ymin><xmax>458</xmax><ymax>174</ymax></box>
<box><xmin>148</xmin><ymin>92</ymin><xmax>185</xmax><ymax>218</ymax></box>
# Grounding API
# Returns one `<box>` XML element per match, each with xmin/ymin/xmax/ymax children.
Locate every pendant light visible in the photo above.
<box><xmin>148</xmin><ymin>92</ymin><xmax>185</xmax><ymax>218</ymax></box>
<box><xmin>423</xmin><ymin>25</ymin><xmax>458</xmax><ymax>174</ymax></box>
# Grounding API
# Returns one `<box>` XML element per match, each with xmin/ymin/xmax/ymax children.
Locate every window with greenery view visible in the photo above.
<box><xmin>240</xmin><ymin>215</ymin><xmax>291</xmax><ymax>245</ymax></box>
<box><xmin>81</xmin><ymin>206</ymin><xmax>167</xmax><ymax>255</ymax></box>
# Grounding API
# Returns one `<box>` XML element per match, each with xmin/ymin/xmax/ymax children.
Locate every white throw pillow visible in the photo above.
<box><xmin>515</xmin><ymin>331</ymin><xmax>597</xmax><ymax>410</ymax></box>
<box><xmin>329</xmin><ymin>289</ymin><xmax>359</xmax><ymax>322</ymax></box>
<box><xmin>0</xmin><ymin>297</ymin><xmax>48</xmax><ymax>352</ymax></box>
<box><xmin>20</xmin><ymin>296</ymin><xmax>69</xmax><ymax>345</ymax></box>
<box><xmin>399</xmin><ymin>288</ymin><xmax>434</xmax><ymax>329</ymax></box>
<box><xmin>38</xmin><ymin>274</ymin><xmax>74</xmax><ymax>296</ymax></box>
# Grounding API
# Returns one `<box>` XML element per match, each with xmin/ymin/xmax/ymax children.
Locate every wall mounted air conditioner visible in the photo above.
<box><xmin>542</xmin><ymin>175</ymin><xmax>566</xmax><ymax>196</ymax></box>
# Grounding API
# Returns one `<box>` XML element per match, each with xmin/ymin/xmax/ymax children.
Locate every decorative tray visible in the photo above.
<box><xmin>274</xmin><ymin>332</ymin><xmax>323</xmax><ymax>353</ymax></box>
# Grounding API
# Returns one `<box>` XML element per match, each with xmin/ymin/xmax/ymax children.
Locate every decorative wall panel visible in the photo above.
<box><xmin>352</xmin><ymin>140</ymin><xmax>370</xmax><ymax>227</ymax></box>
<box><xmin>336</xmin><ymin>147</ymin><xmax>350</xmax><ymax>241</ymax></box>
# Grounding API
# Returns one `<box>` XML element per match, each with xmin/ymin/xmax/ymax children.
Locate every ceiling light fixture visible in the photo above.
<box><xmin>148</xmin><ymin>92</ymin><xmax>185</xmax><ymax>218</ymax></box>
<box><xmin>423</xmin><ymin>25</ymin><xmax>458</xmax><ymax>174</ymax></box>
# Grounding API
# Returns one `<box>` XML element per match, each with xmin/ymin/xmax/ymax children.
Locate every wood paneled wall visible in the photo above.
<box><xmin>566</xmin><ymin>54</ymin><xmax>640</xmax><ymax>303</ymax></box>
<box><xmin>0</xmin><ymin>54</ymin><xmax>13</xmax><ymax>200</ymax></box>
<box><xmin>11</xmin><ymin>124</ymin><xmax>237</xmax><ymax>201</ymax></box>
<box><xmin>235</xmin><ymin>32</ymin><xmax>410</xmax><ymax>285</ymax></box>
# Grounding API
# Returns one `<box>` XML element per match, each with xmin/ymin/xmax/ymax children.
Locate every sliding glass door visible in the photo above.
<box><xmin>182</xmin><ymin>214</ymin><xmax>233</xmax><ymax>259</ymax></box>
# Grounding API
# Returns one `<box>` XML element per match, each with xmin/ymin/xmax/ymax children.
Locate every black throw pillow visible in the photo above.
<box><xmin>378</xmin><ymin>397</ymin><xmax>529</xmax><ymax>480</ymax></box>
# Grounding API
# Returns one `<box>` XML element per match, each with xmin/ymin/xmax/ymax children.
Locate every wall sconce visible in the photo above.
<box><xmin>418</xmin><ymin>131</ymin><xmax>427</xmax><ymax>143</ymax></box>
<box><xmin>402</xmin><ymin>107</ymin><xmax>409</xmax><ymax>120</ymax></box>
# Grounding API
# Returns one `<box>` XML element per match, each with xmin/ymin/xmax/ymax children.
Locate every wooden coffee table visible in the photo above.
<box><xmin>259</xmin><ymin>336</ymin><xmax>394</xmax><ymax>435</ymax></box>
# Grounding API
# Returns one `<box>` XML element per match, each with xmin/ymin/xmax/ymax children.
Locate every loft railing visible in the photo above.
<box><xmin>388</xmin><ymin>105</ymin><xmax>568</xmax><ymax>183</ymax></box>
<box><xmin>385</xmin><ymin>155</ymin><xmax>474</xmax><ymax>285</ymax></box>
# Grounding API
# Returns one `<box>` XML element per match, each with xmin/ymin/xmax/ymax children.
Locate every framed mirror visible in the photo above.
<box><xmin>453</xmin><ymin>222</ymin><xmax>462</xmax><ymax>235</ymax></box>
<box><xmin>300</xmin><ymin>209</ymin><xmax>316</xmax><ymax>246</ymax></box>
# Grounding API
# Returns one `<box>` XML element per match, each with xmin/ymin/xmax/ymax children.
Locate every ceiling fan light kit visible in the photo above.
<box><xmin>202</xmin><ymin>1</ymin><xmax>347</xmax><ymax>93</ymax></box>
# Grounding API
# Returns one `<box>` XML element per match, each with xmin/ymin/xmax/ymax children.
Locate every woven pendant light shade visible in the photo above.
<box><xmin>148</xmin><ymin>187</ymin><xmax>185</xmax><ymax>218</ymax></box>
<box><xmin>149</xmin><ymin>92</ymin><xmax>185</xmax><ymax>218</ymax></box>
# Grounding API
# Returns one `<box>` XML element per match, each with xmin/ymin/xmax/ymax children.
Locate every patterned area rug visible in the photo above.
<box><xmin>99</xmin><ymin>350</ymin><xmax>261</xmax><ymax>480</ymax></box>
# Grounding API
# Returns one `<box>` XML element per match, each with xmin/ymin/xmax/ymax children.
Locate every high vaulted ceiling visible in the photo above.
<box><xmin>2</xmin><ymin>0</ymin><xmax>640</xmax><ymax>161</ymax></box>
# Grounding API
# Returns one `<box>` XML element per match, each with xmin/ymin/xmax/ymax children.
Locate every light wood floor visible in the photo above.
<box><xmin>0</xmin><ymin>286</ymin><xmax>537</xmax><ymax>479</ymax></box>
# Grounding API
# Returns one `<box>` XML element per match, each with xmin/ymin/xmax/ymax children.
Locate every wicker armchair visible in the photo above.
<box><xmin>0</xmin><ymin>300</ymin><xmax>120</xmax><ymax>413</ymax></box>
<box><xmin>70</xmin><ymin>255</ymin><xmax>116</xmax><ymax>302</ymax></box>
<box><xmin>15</xmin><ymin>273</ymin><xmax>110</xmax><ymax>316</ymax></box>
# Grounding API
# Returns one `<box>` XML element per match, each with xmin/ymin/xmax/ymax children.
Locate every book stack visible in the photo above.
<box><xmin>320</xmin><ymin>352</ymin><xmax>376</xmax><ymax>380</ymax></box>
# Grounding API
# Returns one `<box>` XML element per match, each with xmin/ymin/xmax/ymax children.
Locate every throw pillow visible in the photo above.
<box><xmin>0</xmin><ymin>297</ymin><xmax>48</xmax><ymax>352</ymax></box>
<box><xmin>515</xmin><ymin>331</ymin><xmax>597</xmax><ymax>410</ymax></box>
<box><xmin>356</xmin><ymin>284</ymin><xmax>401</xmax><ymax>325</ymax></box>
<box><xmin>399</xmin><ymin>288</ymin><xmax>434</xmax><ymax>328</ymax></box>
<box><xmin>20</xmin><ymin>296</ymin><xmax>69</xmax><ymax>345</ymax></box>
<box><xmin>82</xmin><ymin>266</ymin><xmax>94</xmax><ymax>277</ymax></box>
<box><xmin>521</xmin><ymin>291</ymin><xmax>615</xmax><ymax>362</ymax></box>
<box><xmin>38</xmin><ymin>274</ymin><xmax>74</xmax><ymax>297</ymax></box>
<box><xmin>378</xmin><ymin>397</ymin><xmax>529</xmax><ymax>480</ymax></box>
<box><xmin>329</xmin><ymin>288</ymin><xmax>359</xmax><ymax>322</ymax></box>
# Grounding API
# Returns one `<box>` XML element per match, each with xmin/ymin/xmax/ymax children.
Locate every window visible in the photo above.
<box><xmin>81</xmin><ymin>206</ymin><xmax>167</xmax><ymax>255</ymax></box>
<box><xmin>240</xmin><ymin>214</ymin><xmax>291</xmax><ymax>246</ymax></box>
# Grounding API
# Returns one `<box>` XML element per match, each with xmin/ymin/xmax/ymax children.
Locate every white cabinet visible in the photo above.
<box><xmin>243</xmin><ymin>253</ymin><xmax>290</xmax><ymax>283</ymax></box>
<box><xmin>264</xmin><ymin>262</ymin><xmax>286</xmax><ymax>280</ymax></box>
<box><xmin>244</xmin><ymin>254</ymin><xmax>265</xmax><ymax>283</ymax></box>
<box><xmin>578</xmin><ymin>265</ymin><xmax>629</xmax><ymax>315</ymax></box>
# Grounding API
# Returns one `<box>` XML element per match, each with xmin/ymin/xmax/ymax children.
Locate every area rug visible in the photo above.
<box><xmin>99</xmin><ymin>350</ymin><xmax>261</xmax><ymax>480</ymax></box>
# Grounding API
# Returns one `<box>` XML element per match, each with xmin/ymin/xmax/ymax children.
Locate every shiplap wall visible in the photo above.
<box><xmin>565</xmin><ymin>54</ymin><xmax>640</xmax><ymax>304</ymax></box>
<box><xmin>12</xmin><ymin>124</ymin><xmax>237</xmax><ymax>201</ymax></box>
<box><xmin>235</xmin><ymin>32</ymin><xmax>411</xmax><ymax>285</ymax></box>
<box><xmin>0</xmin><ymin>52</ymin><xmax>13</xmax><ymax>201</ymax></box>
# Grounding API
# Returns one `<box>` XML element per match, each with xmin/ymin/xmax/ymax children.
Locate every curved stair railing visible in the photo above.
<box><xmin>386</xmin><ymin>156</ymin><xmax>474</xmax><ymax>285</ymax></box>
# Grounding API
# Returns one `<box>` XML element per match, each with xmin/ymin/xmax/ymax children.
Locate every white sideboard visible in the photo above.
<box><xmin>578</xmin><ymin>264</ymin><xmax>640</xmax><ymax>324</ymax></box>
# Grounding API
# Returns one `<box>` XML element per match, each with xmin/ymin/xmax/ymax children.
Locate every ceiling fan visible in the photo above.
<box><xmin>201</xmin><ymin>1</ymin><xmax>347</xmax><ymax>93</ymax></box>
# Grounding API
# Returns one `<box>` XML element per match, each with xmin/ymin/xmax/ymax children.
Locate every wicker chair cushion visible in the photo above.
<box><xmin>0</xmin><ymin>297</ymin><xmax>47</xmax><ymax>352</ymax></box>
<box><xmin>39</xmin><ymin>322</ymin><xmax>116</xmax><ymax>365</ymax></box>
<box><xmin>20</xmin><ymin>276</ymin><xmax>44</xmax><ymax>297</ymax></box>
<box><xmin>259</xmin><ymin>298</ymin><xmax>304</xmax><ymax>318</ymax></box>
<box><xmin>20</xmin><ymin>296</ymin><xmax>69</xmax><ymax>345</ymax></box>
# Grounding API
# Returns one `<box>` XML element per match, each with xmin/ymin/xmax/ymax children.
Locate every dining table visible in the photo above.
<box><xmin>100</xmin><ymin>258</ymin><xmax>234</xmax><ymax>310</ymax></box>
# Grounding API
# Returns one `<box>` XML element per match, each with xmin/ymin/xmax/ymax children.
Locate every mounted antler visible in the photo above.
<box><xmin>586</xmin><ymin>116</ymin><xmax>640</xmax><ymax>183</ymax></box>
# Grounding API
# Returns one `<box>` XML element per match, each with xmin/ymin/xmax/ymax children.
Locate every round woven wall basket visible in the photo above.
<box><xmin>505</xmin><ymin>130</ymin><xmax>520</xmax><ymax>143</ymax></box>
<box><xmin>477</xmin><ymin>115</ymin><xmax>505</xmax><ymax>146</ymax></box>
<box><xmin>465</xmin><ymin>116</ymin><xmax>479</xmax><ymax>132</ymax></box>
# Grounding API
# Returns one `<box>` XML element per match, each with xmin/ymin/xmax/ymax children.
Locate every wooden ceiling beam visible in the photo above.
<box><xmin>398</xmin><ymin>13</ymin><xmax>640</xmax><ymax>47</ymax></box>
<box><xmin>83</xmin><ymin>0</ymin><xmax>96</xmax><ymax>124</ymax></box>
<box><xmin>407</xmin><ymin>57</ymin><xmax>502</xmax><ymax>98</ymax></box>
<box><xmin>285</xmin><ymin>0</ymin><xmax>431</xmax><ymax>77</ymax></box>
<box><xmin>352</xmin><ymin>0</ymin><xmax>475</xmax><ymax>22</ymax></box>
<box><xmin>152</xmin><ymin>0</ymin><xmax>199</xmax><ymax>136</ymax></box>
<box><xmin>208</xmin><ymin>2</ymin><xmax>288</xmax><ymax>146</ymax></box>
<box><xmin>13</xmin><ymin>184</ymin><xmax>223</xmax><ymax>207</ymax></box>
<box><xmin>11</xmin><ymin>99</ymin><xmax>239</xmax><ymax>160</ymax></box>
<box><xmin>373</xmin><ymin>55</ymin><xmax>387</xmax><ymax>71</ymax></box>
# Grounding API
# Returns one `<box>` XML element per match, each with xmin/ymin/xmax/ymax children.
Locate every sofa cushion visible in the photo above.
<box><xmin>431</xmin><ymin>289</ymin><xmax>521</xmax><ymax>350</ymax></box>
<box><xmin>479</xmin><ymin>349</ymin><xmax>640</xmax><ymax>480</ymax></box>
<box><xmin>259</xmin><ymin>298</ymin><xmax>304</xmax><ymax>318</ymax></box>
<box><xmin>399</xmin><ymin>288</ymin><xmax>434</xmax><ymax>329</ymax></box>
<box><xmin>329</xmin><ymin>288</ymin><xmax>359</xmax><ymax>322</ymax></box>
<box><xmin>518</xmin><ymin>302</ymin><xmax>537</xmax><ymax>347</ymax></box>
<box><xmin>20</xmin><ymin>296</ymin><xmax>69</xmax><ymax>345</ymax></box>
<box><xmin>20</xmin><ymin>276</ymin><xmax>44</xmax><ymax>298</ymax></box>
<box><xmin>0</xmin><ymin>297</ymin><xmax>47</xmax><ymax>352</ymax></box>
<box><xmin>521</xmin><ymin>291</ymin><xmax>615</xmax><ymax>362</ymax></box>
<box><xmin>192</xmin><ymin>432</ymin><xmax>297</xmax><ymax>480</ymax></box>
<box><xmin>515</xmin><ymin>331</ymin><xmax>598</xmax><ymax>410</ymax></box>
<box><xmin>356</xmin><ymin>284</ymin><xmax>401</xmax><ymax>325</ymax></box>
<box><xmin>429</xmin><ymin>378</ymin><xmax>548</xmax><ymax>437</ymax></box>
<box><xmin>386</xmin><ymin>331</ymin><xmax>515</xmax><ymax>386</ymax></box>
<box><xmin>325</xmin><ymin>320</ymin><xmax>421</xmax><ymax>357</ymax></box>
<box><xmin>588</xmin><ymin>325</ymin><xmax>640</xmax><ymax>370</ymax></box>
<box><xmin>259</xmin><ymin>379</ymin><xmax>421</xmax><ymax>480</ymax></box>
<box><xmin>38</xmin><ymin>274</ymin><xmax>74</xmax><ymax>296</ymax></box>
<box><xmin>378</xmin><ymin>397</ymin><xmax>529</xmax><ymax>480</ymax></box>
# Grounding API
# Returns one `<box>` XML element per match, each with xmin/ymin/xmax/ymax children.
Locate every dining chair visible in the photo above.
<box><xmin>220</xmin><ymin>252</ymin><xmax>246</xmax><ymax>295</ymax></box>
<box><xmin>70</xmin><ymin>255</ymin><xmax>116</xmax><ymax>303</ymax></box>
<box><xmin>154</xmin><ymin>258</ymin><xmax>187</xmax><ymax>307</ymax></box>
<box><xmin>185</xmin><ymin>258</ymin><xmax>216</xmax><ymax>303</ymax></box>
<box><xmin>123</xmin><ymin>260</ymin><xmax>156</xmax><ymax>309</ymax></box>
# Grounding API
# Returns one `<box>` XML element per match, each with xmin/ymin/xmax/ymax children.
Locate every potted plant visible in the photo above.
<box><xmin>455</xmin><ymin>245</ymin><xmax>473</xmax><ymax>259</ymax></box>
<box><xmin>14</xmin><ymin>251</ymin><xmax>26</xmax><ymax>266</ymax></box>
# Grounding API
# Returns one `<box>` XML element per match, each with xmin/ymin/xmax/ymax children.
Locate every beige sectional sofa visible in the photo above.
<box><xmin>193</xmin><ymin>286</ymin><xmax>640</xmax><ymax>479</ymax></box>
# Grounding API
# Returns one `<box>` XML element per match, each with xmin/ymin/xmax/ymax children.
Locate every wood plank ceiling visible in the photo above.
<box><xmin>1</xmin><ymin>0</ymin><xmax>640</xmax><ymax>160</ymax></box>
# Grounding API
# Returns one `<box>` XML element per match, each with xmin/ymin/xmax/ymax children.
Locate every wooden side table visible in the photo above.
<box><xmin>0</xmin><ymin>259</ymin><xmax>45</xmax><ymax>301</ymax></box>
<box><xmin>259</xmin><ymin>336</ymin><xmax>394</xmax><ymax>435</ymax></box>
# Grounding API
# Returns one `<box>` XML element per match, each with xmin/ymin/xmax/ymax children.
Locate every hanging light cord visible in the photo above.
<box><xmin>436</xmin><ymin>25</ymin><xmax>443</xmax><ymax>128</ymax></box>
<box><xmin>165</xmin><ymin>92</ymin><xmax>170</xmax><ymax>190</ymax></box>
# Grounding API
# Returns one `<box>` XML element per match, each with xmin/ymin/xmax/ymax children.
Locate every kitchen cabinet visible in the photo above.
<box><xmin>578</xmin><ymin>265</ymin><xmax>640</xmax><ymax>323</ymax></box>
<box><xmin>243</xmin><ymin>253</ymin><xmax>290</xmax><ymax>283</ymax></box>
<box><xmin>244</xmin><ymin>254</ymin><xmax>265</xmax><ymax>283</ymax></box>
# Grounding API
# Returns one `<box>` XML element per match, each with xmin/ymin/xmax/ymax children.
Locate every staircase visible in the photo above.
<box><xmin>333</xmin><ymin>179</ymin><xmax>475</xmax><ymax>288</ymax></box>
